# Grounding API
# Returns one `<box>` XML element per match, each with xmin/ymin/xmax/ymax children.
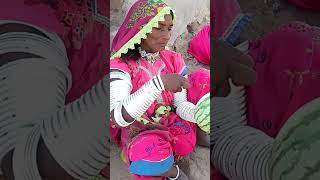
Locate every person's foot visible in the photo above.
<box><xmin>167</xmin><ymin>165</ymin><xmax>189</xmax><ymax>180</ymax></box>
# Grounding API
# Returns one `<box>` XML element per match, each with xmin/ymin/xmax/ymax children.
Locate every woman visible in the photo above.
<box><xmin>0</xmin><ymin>0</ymin><xmax>109</xmax><ymax>179</ymax></box>
<box><xmin>110</xmin><ymin>0</ymin><xmax>210</xmax><ymax>179</ymax></box>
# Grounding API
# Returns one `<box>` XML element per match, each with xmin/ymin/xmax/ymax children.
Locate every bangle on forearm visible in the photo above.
<box><xmin>174</xmin><ymin>88</ymin><xmax>196</xmax><ymax>122</ymax></box>
<box><xmin>123</xmin><ymin>76</ymin><xmax>163</xmax><ymax>119</ymax></box>
<box><xmin>176</xmin><ymin>101</ymin><xmax>196</xmax><ymax>123</ymax></box>
<box><xmin>114</xmin><ymin>102</ymin><xmax>134</xmax><ymax>127</ymax></box>
<box><xmin>157</xmin><ymin>75</ymin><xmax>165</xmax><ymax>90</ymax></box>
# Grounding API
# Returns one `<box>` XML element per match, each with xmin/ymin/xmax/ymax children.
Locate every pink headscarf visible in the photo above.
<box><xmin>187</xmin><ymin>25</ymin><xmax>210</xmax><ymax>65</ymax></box>
<box><xmin>188</xmin><ymin>0</ymin><xmax>250</xmax><ymax>66</ymax></box>
<box><xmin>111</xmin><ymin>0</ymin><xmax>170</xmax><ymax>55</ymax></box>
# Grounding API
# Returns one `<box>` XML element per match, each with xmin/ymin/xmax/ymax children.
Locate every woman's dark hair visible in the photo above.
<box><xmin>170</xmin><ymin>10</ymin><xmax>174</xmax><ymax>21</ymax></box>
<box><xmin>120</xmin><ymin>44</ymin><xmax>141</xmax><ymax>61</ymax></box>
<box><xmin>120</xmin><ymin>10</ymin><xmax>175</xmax><ymax>62</ymax></box>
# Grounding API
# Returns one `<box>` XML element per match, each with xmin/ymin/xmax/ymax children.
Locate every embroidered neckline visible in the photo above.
<box><xmin>138</xmin><ymin>47</ymin><xmax>160</xmax><ymax>63</ymax></box>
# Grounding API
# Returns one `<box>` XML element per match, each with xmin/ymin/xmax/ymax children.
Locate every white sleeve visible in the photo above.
<box><xmin>110</xmin><ymin>69</ymin><xmax>164</xmax><ymax>127</ymax></box>
<box><xmin>174</xmin><ymin>87</ymin><xmax>196</xmax><ymax>123</ymax></box>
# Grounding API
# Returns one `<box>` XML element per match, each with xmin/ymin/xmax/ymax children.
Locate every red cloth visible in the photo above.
<box><xmin>247</xmin><ymin>21</ymin><xmax>320</xmax><ymax>138</ymax></box>
<box><xmin>188</xmin><ymin>25</ymin><xmax>210</xmax><ymax>65</ymax></box>
<box><xmin>0</xmin><ymin>0</ymin><xmax>109</xmax><ymax>104</ymax></box>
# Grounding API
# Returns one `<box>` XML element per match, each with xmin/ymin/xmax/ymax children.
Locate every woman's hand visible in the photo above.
<box><xmin>161</xmin><ymin>73</ymin><xmax>190</xmax><ymax>93</ymax></box>
<box><xmin>213</xmin><ymin>39</ymin><xmax>257</xmax><ymax>97</ymax></box>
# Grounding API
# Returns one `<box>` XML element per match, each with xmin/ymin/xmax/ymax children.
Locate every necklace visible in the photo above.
<box><xmin>138</xmin><ymin>47</ymin><xmax>160</xmax><ymax>63</ymax></box>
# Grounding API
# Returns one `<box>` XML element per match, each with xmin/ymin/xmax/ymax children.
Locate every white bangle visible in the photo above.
<box><xmin>173</xmin><ymin>88</ymin><xmax>187</xmax><ymax>107</ymax></box>
<box><xmin>168</xmin><ymin>165</ymin><xmax>180</xmax><ymax>180</ymax></box>
<box><xmin>110</xmin><ymin>71</ymin><xmax>131</xmax><ymax>85</ymax></box>
<box><xmin>157</xmin><ymin>75</ymin><xmax>165</xmax><ymax>90</ymax></box>
<box><xmin>123</xmin><ymin>78</ymin><xmax>162</xmax><ymax>119</ymax></box>
<box><xmin>176</xmin><ymin>102</ymin><xmax>196</xmax><ymax>123</ymax></box>
<box><xmin>153</xmin><ymin>76</ymin><xmax>162</xmax><ymax>91</ymax></box>
<box><xmin>114</xmin><ymin>102</ymin><xmax>134</xmax><ymax>127</ymax></box>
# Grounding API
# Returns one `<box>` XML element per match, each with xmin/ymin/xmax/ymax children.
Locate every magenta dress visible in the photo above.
<box><xmin>110</xmin><ymin>50</ymin><xmax>210</xmax><ymax>180</ymax></box>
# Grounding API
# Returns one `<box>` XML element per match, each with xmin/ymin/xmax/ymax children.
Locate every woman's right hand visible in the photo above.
<box><xmin>213</xmin><ymin>39</ymin><xmax>257</xmax><ymax>97</ymax></box>
<box><xmin>160</xmin><ymin>73</ymin><xmax>190</xmax><ymax>93</ymax></box>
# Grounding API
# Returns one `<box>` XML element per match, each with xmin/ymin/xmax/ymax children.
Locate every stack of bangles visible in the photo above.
<box><xmin>110</xmin><ymin>70</ymin><xmax>165</xmax><ymax>127</ymax></box>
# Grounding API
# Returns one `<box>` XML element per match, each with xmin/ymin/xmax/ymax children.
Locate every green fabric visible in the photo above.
<box><xmin>137</xmin><ymin>117</ymin><xmax>151</xmax><ymax>125</ymax></box>
<box><xmin>194</xmin><ymin>93</ymin><xmax>210</xmax><ymax>133</ymax></box>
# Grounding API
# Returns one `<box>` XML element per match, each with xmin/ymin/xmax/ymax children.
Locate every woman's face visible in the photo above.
<box><xmin>141</xmin><ymin>14</ymin><xmax>173</xmax><ymax>53</ymax></box>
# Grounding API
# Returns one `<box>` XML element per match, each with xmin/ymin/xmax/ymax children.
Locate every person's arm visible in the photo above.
<box><xmin>211</xmin><ymin>81</ymin><xmax>272</xmax><ymax>180</ymax></box>
<box><xmin>212</xmin><ymin>125</ymin><xmax>273</xmax><ymax>180</ymax></box>
<box><xmin>173</xmin><ymin>88</ymin><xmax>196</xmax><ymax>123</ymax></box>
<box><xmin>110</xmin><ymin>69</ymin><xmax>164</xmax><ymax>127</ymax></box>
<box><xmin>0</xmin><ymin>23</ymin><xmax>108</xmax><ymax>180</ymax></box>
<box><xmin>110</xmin><ymin>68</ymin><xmax>191</xmax><ymax>127</ymax></box>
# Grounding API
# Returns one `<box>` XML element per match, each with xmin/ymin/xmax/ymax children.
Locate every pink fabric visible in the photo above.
<box><xmin>0</xmin><ymin>0</ymin><xmax>109</xmax><ymax>104</ymax></box>
<box><xmin>0</xmin><ymin>0</ymin><xmax>63</xmax><ymax>35</ymax></box>
<box><xmin>110</xmin><ymin>50</ymin><xmax>210</xmax><ymax>179</ymax></box>
<box><xmin>287</xmin><ymin>0</ymin><xmax>320</xmax><ymax>11</ymax></box>
<box><xmin>247</xmin><ymin>21</ymin><xmax>320</xmax><ymax>138</ymax></box>
<box><xmin>110</xmin><ymin>1</ymin><xmax>209</xmax><ymax>179</ymax></box>
<box><xmin>0</xmin><ymin>0</ymin><xmax>109</xmax><ymax>177</ymax></box>
<box><xmin>212</xmin><ymin>0</ymin><xmax>242</xmax><ymax>39</ymax></box>
<box><xmin>110</xmin><ymin>50</ymin><xmax>195</xmax><ymax>139</ymax></box>
<box><xmin>187</xmin><ymin>68</ymin><xmax>210</xmax><ymax>105</ymax></box>
<box><xmin>111</xmin><ymin>0</ymin><xmax>168</xmax><ymax>54</ymax></box>
<box><xmin>128</xmin><ymin>120</ymin><xmax>196</xmax><ymax>180</ymax></box>
<box><xmin>188</xmin><ymin>25</ymin><xmax>210</xmax><ymax>65</ymax></box>
<box><xmin>128</xmin><ymin>133</ymin><xmax>172</xmax><ymax>162</ymax></box>
<box><xmin>110</xmin><ymin>50</ymin><xmax>186</xmax><ymax>118</ymax></box>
